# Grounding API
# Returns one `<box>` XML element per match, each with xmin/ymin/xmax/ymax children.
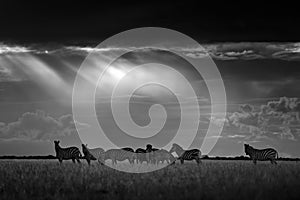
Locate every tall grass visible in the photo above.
<box><xmin>0</xmin><ymin>160</ymin><xmax>299</xmax><ymax>200</ymax></box>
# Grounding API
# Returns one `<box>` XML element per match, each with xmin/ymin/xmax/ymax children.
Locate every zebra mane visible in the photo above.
<box><xmin>245</xmin><ymin>144</ymin><xmax>254</xmax><ymax>150</ymax></box>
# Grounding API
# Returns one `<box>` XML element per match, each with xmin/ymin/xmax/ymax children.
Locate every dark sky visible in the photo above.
<box><xmin>1</xmin><ymin>1</ymin><xmax>300</xmax><ymax>157</ymax></box>
<box><xmin>2</xmin><ymin>1</ymin><xmax>300</xmax><ymax>43</ymax></box>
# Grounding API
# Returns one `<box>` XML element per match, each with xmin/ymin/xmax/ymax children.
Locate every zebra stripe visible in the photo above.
<box><xmin>122</xmin><ymin>147</ymin><xmax>136</xmax><ymax>164</ymax></box>
<box><xmin>244</xmin><ymin>144</ymin><xmax>278</xmax><ymax>164</ymax></box>
<box><xmin>153</xmin><ymin>149</ymin><xmax>176</xmax><ymax>165</ymax></box>
<box><xmin>105</xmin><ymin>148</ymin><xmax>135</xmax><ymax>165</ymax></box>
<box><xmin>82</xmin><ymin>144</ymin><xmax>105</xmax><ymax>165</ymax></box>
<box><xmin>169</xmin><ymin>143</ymin><xmax>201</xmax><ymax>165</ymax></box>
<box><xmin>54</xmin><ymin>140</ymin><xmax>81</xmax><ymax>164</ymax></box>
<box><xmin>135</xmin><ymin>148</ymin><xmax>148</xmax><ymax>164</ymax></box>
<box><xmin>146</xmin><ymin>144</ymin><xmax>159</xmax><ymax>164</ymax></box>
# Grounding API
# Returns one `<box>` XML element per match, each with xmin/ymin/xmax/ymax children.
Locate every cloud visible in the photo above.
<box><xmin>227</xmin><ymin>134</ymin><xmax>246</xmax><ymax>138</ymax></box>
<box><xmin>228</xmin><ymin>97</ymin><xmax>300</xmax><ymax>141</ymax></box>
<box><xmin>240</xmin><ymin>104</ymin><xmax>254</xmax><ymax>113</ymax></box>
<box><xmin>210</xmin><ymin>116</ymin><xmax>229</xmax><ymax>128</ymax></box>
<box><xmin>0</xmin><ymin>43</ymin><xmax>33</xmax><ymax>54</ymax></box>
<box><xmin>0</xmin><ymin>110</ymin><xmax>77</xmax><ymax>140</ymax></box>
<box><xmin>1</xmin><ymin>42</ymin><xmax>300</xmax><ymax>61</ymax></box>
<box><xmin>267</xmin><ymin>97</ymin><xmax>300</xmax><ymax>114</ymax></box>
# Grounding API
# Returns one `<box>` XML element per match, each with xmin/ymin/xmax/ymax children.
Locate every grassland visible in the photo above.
<box><xmin>0</xmin><ymin>160</ymin><xmax>299</xmax><ymax>200</ymax></box>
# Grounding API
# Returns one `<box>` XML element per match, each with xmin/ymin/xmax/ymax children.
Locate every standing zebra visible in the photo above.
<box><xmin>153</xmin><ymin>149</ymin><xmax>176</xmax><ymax>165</ymax></box>
<box><xmin>135</xmin><ymin>148</ymin><xmax>148</xmax><ymax>164</ymax></box>
<box><xmin>122</xmin><ymin>147</ymin><xmax>136</xmax><ymax>164</ymax></box>
<box><xmin>105</xmin><ymin>148</ymin><xmax>135</xmax><ymax>165</ymax></box>
<box><xmin>169</xmin><ymin>143</ymin><xmax>201</xmax><ymax>165</ymax></box>
<box><xmin>81</xmin><ymin>144</ymin><xmax>105</xmax><ymax>165</ymax></box>
<box><xmin>145</xmin><ymin>144</ymin><xmax>159</xmax><ymax>164</ymax></box>
<box><xmin>54</xmin><ymin>140</ymin><xmax>81</xmax><ymax>164</ymax></box>
<box><xmin>244</xmin><ymin>144</ymin><xmax>278</xmax><ymax>164</ymax></box>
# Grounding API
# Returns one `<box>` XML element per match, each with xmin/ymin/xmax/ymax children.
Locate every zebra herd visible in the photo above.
<box><xmin>54</xmin><ymin>140</ymin><xmax>279</xmax><ymax>165</ymax></box>
<box><xmin>54</xmin><ymin>141</ymin><xmax>202</xmax><ymax>165</ymax></box>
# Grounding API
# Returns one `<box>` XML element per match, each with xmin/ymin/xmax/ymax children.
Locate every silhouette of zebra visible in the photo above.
<box><xmin>105</xmin><ymin>148</ymin><xmax>135</xmax><ymax>165</ymax></box>
<box><xmin>169</xmin><ymin>143</ymin><xmax>201</xmax><ymax>165</ymax></box>
<box><xmin>81</xmin><ymin>144</ymin><xmax>105</xmax><ymax>165</ymax></box>
<box><xmin>153</xmin><ymin>149</ymin><xmax>176</xmax><ymax>165</ymax></box>
<box><xmin>145</xmin><ymin>144</ymin><xmax>159</xmax><ymax>164</ymax></box>
<box><xmin>135</xmin><ymin>148</ymin><xmax>148</xmax><ymax>164</ymax></box>
<box><xmin>54</xmin><ymin>140</ymin><xmax>81</xmax><ymax>164</ymax></box>
<box><xmin>244</xmin><ymin>144</ymin><xmax>278</xmax><ymax>164</ymax></box>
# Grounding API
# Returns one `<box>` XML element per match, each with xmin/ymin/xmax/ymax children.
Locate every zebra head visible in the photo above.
<box><xmin>146</xmin><ymin>144</ymin><xmax>153</xmax><ymax>152</ymax></box>
<box><xmin>82</xmin><ymin>144</ymin><xmax>92</xmax><ymax>157</ymax></box>
<box><xmin>82</xmin><ymin>144</ymin><xmax>88</xmax><ymax>151</ymax></box>
<box><xmin>170</xmin><ymin>143</ymin><xmax>180</xmax><ymax>153</ymax></box>
<box><xmin>244</xmin><ymin>144</ymin><xmax>252</xmax><ymax>155</ymax></box>
<box><xmin>54</xmin><ymin>140</ymin><xmax>60</xmax><ymax>146</ymax></box>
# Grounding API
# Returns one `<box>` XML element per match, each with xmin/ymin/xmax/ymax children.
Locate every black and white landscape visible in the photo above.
<box><xmin>0</xmin><ymin>1</ymin><xmax>300</xmax><ymax>200</ymax></box>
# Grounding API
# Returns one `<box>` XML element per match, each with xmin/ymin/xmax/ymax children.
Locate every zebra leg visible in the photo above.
<box><xmin>130</xmin><ymin>158</ymin><xmax>134</xmax><ymax>165</ymax></box>
<box><xmin>171</xmin><ymin>158</ymin><xmax>177</xmax><ymax>165</ymax></box>
<box><xmin>180</xmin><ymin>158</ymin><xmax>184</xmax><ymax>164</ymax></box>
<box><xmin>72</xmin><ymin>158</ymin><xmax>76</xmax><ymax>163</ymax></box>
<box><xmin>156</xmin><ymin>160</ymin><xmax>160</xmax><ymax>165</ymax></box>
<box><xmin>76</xmin><ymin>158</ymin><xmax>81</xmax><ymax>164</ymax></box>
<box><xmin>98</xmin><ymin>158</ymin><xmax>104</xmax><ymax>165</ymax></box>
<box><xmin>196</xmin><ymin>157</ymin><xmax>201</xmax><ymax>165</ymax></box>
<box><xmin>271</xmin><ymin>159</ymin><xmax>277</xmax><ymax>165</ymax></box>
<box><xmin>253</xmin><ymin>159</ymin><xmax>257</xmax><ymax>165</ymax></box>
<box><xmin>58</xmin><ymin>158</ymin><xmax>63</xmax><ymax>164</ymax></box>
<box><xmin>86</xmin><ymin>157</ymin><xmax>91</xmax><ymax>165</ymax></box>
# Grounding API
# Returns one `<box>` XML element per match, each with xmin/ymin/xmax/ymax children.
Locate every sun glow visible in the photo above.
<box><xmin>106</xmin><ymin>67</ymin><xmax>126</xmax><ymax>80</ymax></box>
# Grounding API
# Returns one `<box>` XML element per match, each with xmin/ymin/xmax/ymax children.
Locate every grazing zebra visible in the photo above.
<box><xmin>54</xmin><ymin>140</ymin><xmax>81</xmax><ymax>164</ymax></box>
<box><xmin>105</xmin><ymin>148</ymin><xmax>135</xmax><ymax>165</ymax></box>
<box><xmin>122</xmin><ymin>147</ymin><xmax>136</xmax><ymax>164</ymax></box>
<box><xmin>244</xmin><ymin>144</ymin><xmax>278</xmax><ymax>164</ymax></box>
<box><xmin>145</xmin><ymin>144</ymin><xmax>159</xmax><ymax>164</ymax></box>
<box><xmin>135</xmin><ymin>148</ymin><xmax>148</xmax><ymax>164</ymax></box>
<box><xmin>169</xmin><ymin>143</ymin><xmax>202</xmax><ymax>165</ymax></box>
<box><xmin>81</xmin><ymin>144</ymin><xmax>105</xmax><ymax>165</ymax></box>
<box><xmin>153</xmin><ymin>149</ymin><xmax>176</xmax><ymax>165</ymax></box>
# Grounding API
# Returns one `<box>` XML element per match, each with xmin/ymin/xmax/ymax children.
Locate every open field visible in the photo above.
<box><xmin>0</xmin><ymin>160</ymin><xmax>300</xmax><ymax>200</ymax></box>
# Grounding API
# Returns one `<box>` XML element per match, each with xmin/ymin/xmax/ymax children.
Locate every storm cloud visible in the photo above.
<box><xmin>228</xmin><ymin>97</ymin><xmax>300</xmax><ymax>141</ymax></box>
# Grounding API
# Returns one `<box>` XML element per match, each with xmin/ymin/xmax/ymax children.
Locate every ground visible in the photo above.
<box><xmin>0</xmin><ymin>160</ymin><xmax>299</xmax><ymax>200</ymax></box>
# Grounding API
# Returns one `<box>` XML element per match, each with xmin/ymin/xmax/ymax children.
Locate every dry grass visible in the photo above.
<box><xmin>0</xmin><ymin>160</ymin><xmax>299</xmax><ymax>200</ymax></box>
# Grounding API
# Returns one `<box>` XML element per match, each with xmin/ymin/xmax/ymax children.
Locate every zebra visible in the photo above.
<box><xmin>54</xmin><ymin>140</ymin><xmax>81</xmax><ymax>164</ymax></box>
<box><xmin>105</xmin><ymin>148</ymin><xmax>135</xmax><ymax>165</ymax></box>
<box><xmin>244</xmin><ymin>144</ymin><xmax>278</xmax><ymax>164</ymax></box>
<box><xmin>145</xmin><ymin>144</ymin><xmax>159</xmax><ymax>164</ymax></box>
<box><xmin>169</xmin><ymin>143</ymin><xmax>202</xmax><ymax>165</ymax></box>
<box><xmin>122</xmin><ymin>147</ymin><xmax>136</xmax><ymax>164</ymax></box>
<box><xmin>153</xmin><ymin>149</ymin><xmax>176</xmax><ymax>165</ymax></box>
<box><xmin>81</xmin><ymin>144</ymin><xmax>105</xmax><ymax>165</ymax></box>
<box><xmin>135</xmin><ymin>148</ymin><xmax>148</xmax><ymax>164</ymax></box>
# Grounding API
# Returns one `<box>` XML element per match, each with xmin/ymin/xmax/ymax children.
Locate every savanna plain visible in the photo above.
<box><xmin>0</xmin><ymin>160</ymin><xmax>299</xmax><ymax>200</ymax></box>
